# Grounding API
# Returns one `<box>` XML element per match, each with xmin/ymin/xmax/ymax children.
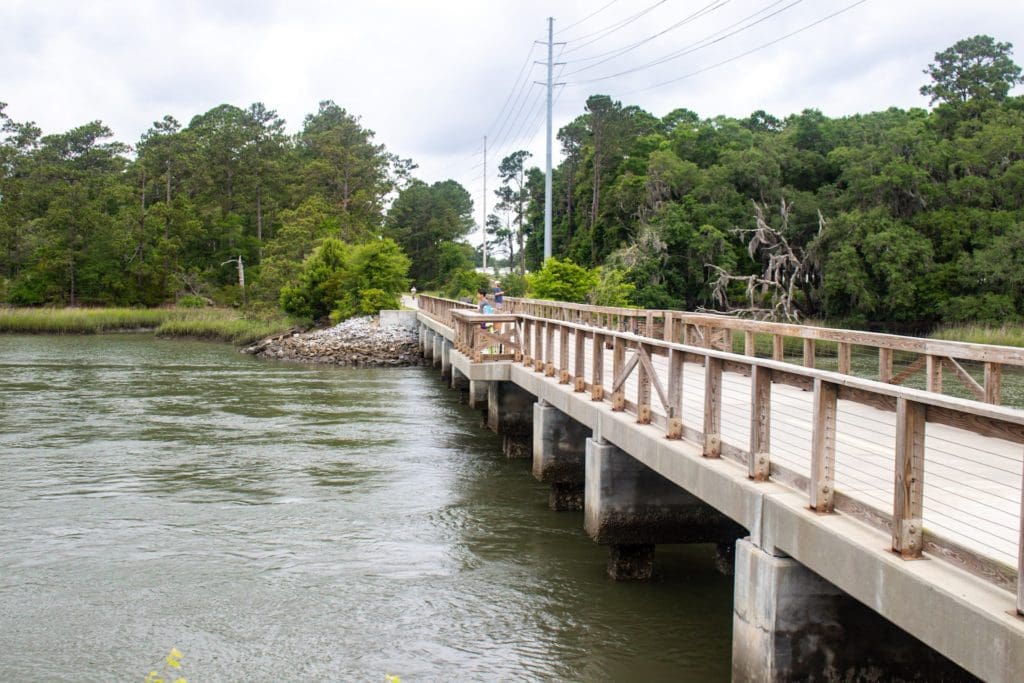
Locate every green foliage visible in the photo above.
<box><xmin>280</xmin><ymin>238</ymin><xmax>350</xmax><ymax>320</ymax></box>
<box><xmin>921</xmin><ymin>35</ymin><xmax>1023</xmax><ymax>105</ymax></box>
<box><xmin>176</xmin><ymin>294</ymin><xmax>207</xmax><ymax>308</ymax></box>
<box><xmin>588</xmin><ymin>267</ymin><xmax>636</xmax><ymax>307</ymax></box>
<box><xmin>3</xmin><ymin>35</ymin><xmax>1024</xmax><ymax>330</ymax></box>
<box><xmin>280</xmin><ymin>236</ymin><xmax>409</xmax><ymax>321</ymax></box>
<box><xmin>499</xmin><ymin>272</ymin><xmax>528</xmax><ymax>297</ymax></box>
<box><xmin>331</xmin><ymin>238</ymin><xmax>410</xmax><ymax>319</ymax></box>
<box><xmin>932</xmin><ymin>322</ymin><xmax>1024</xmax><ymax>347</ymax></box>
<box><xmin>527</xmin><ymin>258</ymin><xmax>599</xmax><ymax>303</ymax></box>
<box><xmin>444</xmin><ymin>269</ymin><xmax>489</xmax><ymax>300</ymax></box>
<box><xmin>386</xmin><ymin>179</ymin><xmax>474</xmax><ymax>287</ymax></box>
<box><xmin>0</xmin><ymin>306</ymin><xmax>292</xmax><ymax>344</ymax></box>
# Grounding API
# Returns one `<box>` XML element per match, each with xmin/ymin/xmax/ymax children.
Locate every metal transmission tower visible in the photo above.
<box><xmin>537</xmin><ymin>18</ymin><xmax>564</xmax><ymax>262</ymax></box>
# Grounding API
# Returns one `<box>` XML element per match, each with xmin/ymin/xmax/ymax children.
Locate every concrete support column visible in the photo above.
<box><xmin>532</xmin><ymin>401</ymin><xmax>590</xmax><ymax>510</ymax></box>
<box><xmin>450</xmin><ymin>367</ymin><xmax>469</xmax><ymax>392</ymax></box>
<box><xmin>468</xmin><ymin>380</ymin><xmax>489</xmax><ymax>411</ymax></box>
<box><xmin>487</xmin><ymin>381</ymin><xmax>534</xmax><ymax>459</ymax></box>
<box><xmin>431</xmin><ymin>334</ymin><xmax>442</xmax><ymax>368</ymax></box>
<box><xmin>440</xmin><ymin>339</ymin><xmax>452</xmax><ymax>380</ymax></box>
<box><xmin>732</xmin><ymin>538</ymin><xmax>977</xmax><ymax>682</ymax></box>
<box><xmin>421</xmin><ymin>328</ymin><xmax>434</xmax><ymax>358</ymax></box>
<box><xmin>584</xmin><ymin>437</ymin><xmax>744</xmax><ymax>580</ymax></box>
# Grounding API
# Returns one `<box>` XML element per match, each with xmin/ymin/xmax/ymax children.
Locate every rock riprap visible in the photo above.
<box><xmin>243</xmin><ymin>316</ymin><xmax>424</xmax><ymax>367</ymax></box>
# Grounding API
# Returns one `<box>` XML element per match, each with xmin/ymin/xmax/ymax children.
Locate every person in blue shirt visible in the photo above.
<box><xmin>492</xmin><ymin>282</ymin><xmax>504</xmax><ymax>310</ymax></box>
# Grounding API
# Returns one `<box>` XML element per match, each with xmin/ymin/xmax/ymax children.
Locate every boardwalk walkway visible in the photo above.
<box><xmin>417</xmin><ymin>294</ymin><xmax>1024</xmax><ymax>681</ymax></box>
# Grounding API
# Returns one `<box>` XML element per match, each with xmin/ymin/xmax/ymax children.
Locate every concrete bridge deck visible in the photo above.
<box><xmin>413</xmin><ymin>298</ymin><xmax>1024</xmax><ymax>682</ymax></box>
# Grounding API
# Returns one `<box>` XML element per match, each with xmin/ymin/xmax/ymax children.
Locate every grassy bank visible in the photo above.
<box><xmin>930</xmin><ymin>323</ymin><xmax>1024</xmax><ymax>348</ymax></box>
<box><xmin>0</xmin><ymin>307</ymin><xmax>296</xmax><ymax>345</ymax></box>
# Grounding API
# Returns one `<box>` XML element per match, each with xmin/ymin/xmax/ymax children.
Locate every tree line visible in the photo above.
<box><xmin>494</xmin><ymin>34</ymin><xmax>1024</xmax><ymax>326</ymax></box>
<box><xmin>2</xmin><ymin>35</ymin><xmax>1022</xmax><ymax>328</ymax></box>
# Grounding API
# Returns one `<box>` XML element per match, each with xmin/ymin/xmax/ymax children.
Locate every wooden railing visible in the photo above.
<box><xmin>417</xmin><ymin>294</ymin><xmax>475</xmax><ymax>326</ymax></box>
<box><xmin>450</xmin><ymin>310</ymin><xmax>520</xmax><ymax>362</ymax></box>
<box><xmin>425</xmin><ymin>296</ymin><xmax>1024</xmax><ymax>614</ymax></box>
<box><xmin>507</xmin><ymin>297</ymin><xmax>1024</xmax><ymax>405</ymax></box>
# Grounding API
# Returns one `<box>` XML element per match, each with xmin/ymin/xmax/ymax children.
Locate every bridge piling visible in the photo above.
<box><xmin>450</xmin><ymin>366</ymin><xmax>469</xmax><ymax>392</ymax></box>
<box><xmin>486</xmin><ymin>381</ymin><xmax>534</xmax><ymax>458</ymax></box>
<box><xmin>431</xmin><ymin>334</ymin><xmax>442</xmax><ymax>368</ymax></box>
<box><xmin>532</xmin><ymin>400</ymin><xmax>590</xmax><ymax>510</ymax></box>
<box><xmin>439</xmin><ymin>339</ymin><xmax>452</xmax><ymax>380</ymax></box>
<box><xmin>732</xmin><ymin>538</ymin><xmax>977</xmax><ymax>682</ymax></box>
<box><xmin>584</xmin><ymin>436</ymin><xmax>745</xmax><ymax>580</ymax></box>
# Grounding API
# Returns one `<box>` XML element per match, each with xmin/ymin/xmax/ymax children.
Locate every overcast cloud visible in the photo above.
<box><xmin>2</xmin><ymin>0</ymin><xmax>1022</xmax><ymax>219</ymax></box>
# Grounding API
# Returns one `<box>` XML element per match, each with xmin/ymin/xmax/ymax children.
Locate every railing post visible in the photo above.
<box><xmin>985</xmin><ymin>362</ymin><xmax>1002</xmax><ymax>405</ymax></box>
<box><xmin>574</xmin><ymin>330</ymin><xmax>586</xmax><ymax>392</ymax></box>
<box><xmin>879</xmin><ymin>347</ymin><xmax>893</xmax><ymax>383</ymax></box>
<box><xmin>544</xmin><ymin>322</ymin><xmax>555</xmax><ymax>376</ymax></box>
<box><xmin>803</xmin><ymin>338</ymin><xmax>815</xmax><ymax>368</ymax></box>
<box><xmin>558</xmin><ymin>326</ymin><xmax>570</xmax><ymax>383</ymax></box>
<box><xmin>612</xmin><ymin>336</ymin><xmax>626</xmax><ymax>411</ymax></box>
<box><xmin>810</xmin><ymin>379</ymin><xmax>837</xmax><ymax>513</ymax></box>
<box><xmin>534</xmin><ymin>321</ymin><xmax>545</xmax><ymax>372</ymax></box>
<box><xmin>666</xmin><ymin>347</ymin><xmax>684</xmax><ymax>439</ymax></box>
<box><xmin>522</xmin><ymin>319</ymin><xmax>533</xmax><ymax>367</ymax></box>
<box><xmin>772</xmin><ymin>334</ymin><xmax>784</xmax><ymax>361</ymax></box>
<box><xmin>591</xmin><ymin>332</ymin><xmax>605</xmax><ymax>401</ymax></box>
<box><xmin>926</xmin><ymin>354</ymin><xmax>942</xmax><ymax>394</ymax></box>
<box><xmin>703</xmin><ymin>356</ymin><xmax>722</xmax><ymax>458</ymax></box>
<box><xmin>837</xmin><ymin>342</ymin><xmax>852</xmax><ymax>375</ymax></box>
<box><xmin>663</xmin><ymin>312</ymin><xmax>675</xmax><ymax>343</ymax></box>
<box><xmin>892</xmin><ymin>397</ymin><xmax>925</xmax><ymax>559</ymax></box>
<box><xmin>637</xmin><ymin>342</ymin><xmax>652</xmax><ymax>424</ymax></box>
<box><xmin>744</xmin><ymin>331</ymin><xmax>756</xmax><ymax>357</ymax></box>
<box><xmin>1018</xmin><ymin>459</ymin><xmax>1024</xmax><ymax>614</ymax></box>
<box><xmin>749</xmin><ymin>365</ymin><xmax>771</xmax><ymax>481</ymax></box>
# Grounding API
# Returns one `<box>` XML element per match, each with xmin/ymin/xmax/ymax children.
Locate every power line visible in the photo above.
<box><xmin>489</xmin><ymin>81</ymin><xmax>542</xmax><ymax>160</ymax></box>
<box><xmin>561</xmin><ymin>0</ymin><xmax>671</xmax><ymax>53</ymax></box>
<box><xmin>568</xmin><ymin>0</ymin><xmax>806</xmax><ymax>85</ymax></box>
<box><xmin>563</xmin><ymin>0</ymin><xmax>729</xmax><ymax>75</ymax></box>
<box><xmin>483</xmin><ymin>44</ymin><xmax>540</xmax><ymax>148</ymax></box>
<box><xmin>622</xmin><ymin>0</ymin><xmax>867</xmax><ymax>95</ymax></box>
<box><xmin>556</xmin><ymin>0</ymin><xmax>623</xmax><ymax>35</ymax></box>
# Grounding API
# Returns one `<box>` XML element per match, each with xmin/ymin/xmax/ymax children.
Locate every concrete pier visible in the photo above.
<box><xmin>487</xmin><ymin>381</ymin><xmax>534</xmax><ymax>459</ymax></box>
<box><xmin>468</xmin><ymin>379</ymin><xmax>488</xmax><ymax>411</ymax></box>
<box><xmin>450</xmin><ymin>367</ymin><xmax>469</xmax><ymax>392</ymax></box>
<box><xmin>584</xmin><ymin>436</ymin><xmax>744</xmax><ymax>579</ymax></box>
<box><xmin>732</xmin><ymin>539</ymin><xmax>978</xmax><ymax>682</ymax></box>
<box><xmin>439</xmin><ymin>339</ymin><xmax>451</xmax><ymax>380</ymax></box>
<box><xmin>532</xmin><ymin>400</ymin><xmax>590</xmax><ymax>510</ymax></box>
<box><xmin>431</xmin><ymin>334</ymin><xmax>442</xmax><ymax>368</ymax></box>
<box><xmin>422</xmin><ymin>326</ymin><xmax>435</xmax><ymax>360</ymax></box>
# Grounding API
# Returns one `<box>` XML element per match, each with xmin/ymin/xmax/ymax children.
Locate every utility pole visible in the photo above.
<box><xmin>482</xmin><ymin>135</ymin><xmax>488</xmax><ymax>270</ymax></box>
<box><xmin>544</xmin><ymin>16</ymin><xmax>554</xmax><ymax>262</ymax></box>
<box><xmin>536</xmin><ymin>19</ymin><xmax>562</xmax><ymax>262</ymax></box>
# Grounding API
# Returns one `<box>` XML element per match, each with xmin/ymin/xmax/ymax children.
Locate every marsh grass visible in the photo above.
<box><xmin>930</xmin><ymin>323</ymin><xmax>1024</xmax><ymax>348</ymax></box>
<box><xmin>0</xmin><ymin>306</ymin><xmax>295</xmax><ymax>345</ymax></box>
<box><xmin>155</xmin><ymin>310</ymin><xmax>296</xmax><ymax>345</ymax></box>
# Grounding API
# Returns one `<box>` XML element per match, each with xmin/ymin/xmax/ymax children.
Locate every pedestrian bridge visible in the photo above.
<box><xmin>414</xmin><ymin>294</ymin><xmax>1024</xmax><ymax>682</ymax></box>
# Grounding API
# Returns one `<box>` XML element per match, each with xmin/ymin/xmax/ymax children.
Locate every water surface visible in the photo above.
<box><xmin>0</xmin><ymin>334</ymin><xmax>732</xmax><ymax>680</ymax></box>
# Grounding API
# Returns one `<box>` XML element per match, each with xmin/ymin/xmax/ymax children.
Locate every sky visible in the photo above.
<box><xmin>2</xmin><ymin>0</ymin><xmax>1023</xmax><ymax>231</ymax></box>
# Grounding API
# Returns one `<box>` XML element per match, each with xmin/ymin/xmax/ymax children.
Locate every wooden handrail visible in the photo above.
<box><xmin>506</xmin><ymin>297</ymin><xmax>1024</xmax><ymax>404</ymax></box>
<box><xmin>442</xmin><ymin>310</ymin><xmax>1024</xmax><ymax>610</ymax></box>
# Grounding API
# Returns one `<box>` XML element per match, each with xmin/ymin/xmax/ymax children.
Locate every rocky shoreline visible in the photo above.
<box><xmin>242</xmin><ymin>315</ymin><xmax>424</xmax><ymax>367</ymax></box>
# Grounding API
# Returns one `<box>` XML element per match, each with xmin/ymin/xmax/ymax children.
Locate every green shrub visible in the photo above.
<box><xmin>527</xmin><ymin>258</ymin><xmax>599</xmax><ymax>303</ymax></box>
<box><xmin>445</xmin><ymin>269</ymin><xmax>489</xmax><ymax>300</ymax></box>
<box><xmin>176</xmin><ymin>294</ymin><xmax>208</xmax><ymax>308</ymax></box>
<box><xmin>499</xmin><ymin>272</ymin><xmax>527</xmax><ymax>297</ymax></box>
